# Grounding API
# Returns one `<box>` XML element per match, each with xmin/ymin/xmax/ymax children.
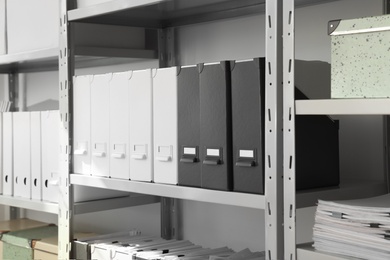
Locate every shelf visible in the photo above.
<box><xmin>0</xmin><ymin>48</ymin><xmax>58</xmax><ymax>73</ymax></box>
<box><xmin>0</xmin><ymin>195</ymin><xmax>58</xmax><ymax>214</ymax></box>
<box><xmin>70</xmin><ymin>174</ymin><xmax>266</xmax><ymax>209</ymax></box>
<box><xmin>296</xmin><ymin>180</ymin><xmax>387</xmax><ymax>208</ymax></box>
<box><xmin>68</xmin><ymin>0</ymin><xmax>338</xmax><ymax>28</ymax></box>
<box><xmin>295</xmin><ymin>99</ymin><xmax>390</xmax><ymax>115</ymax></box>
<box><xmin>297</xmin><ymin>243</ymin><xmax>359</xmax><ymax>260</ymax></box>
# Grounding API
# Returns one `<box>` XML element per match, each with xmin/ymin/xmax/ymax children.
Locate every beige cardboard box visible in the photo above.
<box><xmin>0</xmin><ymin>218</ymin><xmax>48</xmax><ymax>258</ymax></box>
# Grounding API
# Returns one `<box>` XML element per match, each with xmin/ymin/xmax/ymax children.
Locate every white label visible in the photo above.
<box><xmin>207</xmin><ymin>148</ymin><xmax>220</xmax><ymax>157</ymax></box>
<box><xmin>239</xmin><ymin>150</ymin><xmax>254</xmax><ymax>158</ymax></box>
<box><xmin>113</xmin><ymin>143</ymin><xmax>126</xmax><ymax>154</ymax></box>
<box><xmin>184</xmin><ymin>147</ymin><xmax>196</xmax><ymax>155</ymax></box>
<box><xmin>94</xmin><ymin>143</ymin><xmax>106</xmax><ymax>152</ymax></box>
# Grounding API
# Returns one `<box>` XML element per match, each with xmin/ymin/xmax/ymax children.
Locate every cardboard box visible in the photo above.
<box><xmin>2</xmin><ymin>225</ymin><xmax>57</xmax><ymax>260</ymax></box>
<box><xmin>330</xmin><ymin>14</ymin><xmax>390</xmax><ymax>98</ymax></box>
<box><xmin>6</xmin><ymin>0</ymin><xmax>59</xmax><ymax>54</ymax></box>
<box><xmin>0</xmin><ymin>218</ymin><xmax>48</xmax><ymax>258</ymax></box>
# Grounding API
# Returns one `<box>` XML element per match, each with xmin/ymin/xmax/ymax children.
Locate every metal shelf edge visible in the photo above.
<box><xmin>296</xmin><ymin>99</ymin><xmax>390</xmax><ymax>115</ymax></box>
<box><xmin>0</xmin><ymin>195</ymin><xmax>58</xmax><ymax>214</ymax></box>
<box><xmin>70</xmin><ymin>174</ymin><xmax>265</xmax><ymax>209</ymax></box>
<box><xmin>0</xmin><ymin>48</ymin><xmax>58</xmax><ymax>65</ymax></box>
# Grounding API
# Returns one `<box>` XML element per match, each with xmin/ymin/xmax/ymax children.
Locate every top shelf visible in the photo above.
<box><xmin>68</xmin><ymin>0</ymin><xmax>339</xmax><ymax>28</ymax></box>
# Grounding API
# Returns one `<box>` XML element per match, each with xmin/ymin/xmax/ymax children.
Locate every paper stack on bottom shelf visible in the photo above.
<box><xmin>87</xmin><ymin>232</ymin><xmax>264</xmax><ymax>260</ymax></box>
<box><xmin>313</xmin><ymin>194</ymin><xmax>390</xmax><ymax>260</ymax></box>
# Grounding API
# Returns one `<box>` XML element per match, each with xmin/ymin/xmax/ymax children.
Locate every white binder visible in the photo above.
<box><xmin>129</xmin><ymin>69</ymin><xmax>153</xmax><ymax>182</ymax></box>
<box><xmin>13</xmin><ymin>112</ymin><xmax>31</xmax><ymax>199</ymax></box>
<box><xmin>41</xmin><ymin>111</ymin><xmax>59</xmax><ymax>203</ymax></box>
<box><xmin>31</xmin><ymin>112</ymin><xmax>42</xmax><ymax>200</ymax></box>
<box><xmin>91</xmin><ymin>74</ymin><xmax>111</xmax><ymax>177</ymax></box>
<box><xmin>109</xmin><ymin>71</ymin><xmax>131</xmax><ymax>179</ymax></box>
<box><xmin>0</xmin><ymin>113</ymin><xmax>2</xmax><ymax>194</ymax></box>
<box><xmin>0</xmin><ymin>0</ymin><xmax>5</xmax><ymax>55</ymax></box>
<box><xmin>152</xmin><ymin>67</ymin><xmax>178</xmax><ymax>185</ymax></box>
<box><xmin>73</xmin><ymin>75</ymin><xmax>92</xmax><ymax>175</ymax></box>
<box><xmin>2</xmin><ymin>113</ymin><xmax>13</xmax><ymax>196</ymax></box>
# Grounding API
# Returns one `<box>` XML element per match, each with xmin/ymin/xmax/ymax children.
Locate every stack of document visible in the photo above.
<box><xmin>90</xmin><ymin>234</ymin><xmax>264</xmax><ymax>260</ymax></box>
<box><xmin>0</xmin><ymin>101</ymin><xmax>11</xmax><ymax>112</ymax></box>
<box><xmin>313</xmin><ymin>194</ymin><xmax>390</xmax><ymax>260</ymax></box>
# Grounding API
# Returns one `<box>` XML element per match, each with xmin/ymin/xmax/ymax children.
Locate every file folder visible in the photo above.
<box><xmin>199</xmin><ymin>61</ymin><xmax>233</xmax><ymax>191</ymax></box>
<box><xmin>13</xmin><ymin>112</ymin><xmax>31</xmax><ymax>199</ymax></box>
<box><xmin>0</xmin><ymin>113</ymin><xmax>2</xmax><ymax>194</ymax></box>
<box><xmin>231</xmin><ymin>58</ymin><xmax>265</xmax><ymax>194</ymax></box>
<box><xmin>152</xmin><ymin>67</ymin><xmax>178</xmax><ymax>185</ymax></box>
<box><xmin>129</xmin><ymin>69</ymin><xmax>153</xmax><ymax>182</ymax></box>
<box><xmin>73</xmin><ymin>75</ymin><xmax>92</xmax><ymax>175</ymax></box>
<box><xmin>177</xmin><ymin>65</ymin><xmax>201</xmax><ymax>187</ymax></box>
<box><xmin>3</xmin><ymin>113</ymin><xmax>13</xmax><ymax>196</ymax></box>
<box><xmin>109</xmin><ymin>71</ymin><xmax>131</xmax><ymax>180</ymax></box>
<box><xmin>31</xmin><ymin>112</ymin><xmax>42</xmax><ymax>200</ymax></box>
<box><xmin>91</xmin><ymin>74</ymin><xmax>111</xmax><ymax>177</ymax></box>
<box><xmin>41</xmin><ymin>111</ymin><xmax>59</xmax><ymax>203</ymax></box>
<box><xmin>295</xmin><ymin>88</ymin><xmax>339</xmax><ymax>190</ymax></box>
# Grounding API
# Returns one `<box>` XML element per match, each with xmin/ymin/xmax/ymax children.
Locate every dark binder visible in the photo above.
<box><xmin>295</xmin><ymin>88</ymin><xmax>340</xmax><ymax>190</ymax></box>
<box><xmin>198</xmin><ymin>61</ymin><xmax>233</xmax><ymax>191</ymax></box>
<box><xmin>231</xmin><ymin>58</ymin><xmax>266</xmax><ymax>194</ymax></box>
<box><xmin>178</xmin><ymin>65</ymin><xmax>201</xmax><ymax>187</ymax></box>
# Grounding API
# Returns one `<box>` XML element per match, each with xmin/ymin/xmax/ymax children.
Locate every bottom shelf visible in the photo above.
<box><xmin>0</xmin><ymin>195</ymin><xmax>58</xmax><ymax>214</ymax></box>
<box><xmin>297</xmin><ymin>243</ymin><xmax>361</xmax><ymax>260</ymax></box>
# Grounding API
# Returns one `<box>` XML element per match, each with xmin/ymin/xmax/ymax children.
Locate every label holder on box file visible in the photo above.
<box><xmin>235</xmin><ymin>149</ymin><xmax>257</xmax><ymax>167</ymax></box>
<box><xmin>180</xmin><ymin>146</ymin><xmax>199</xmax><ymax>163</ymax></box>
<box><xmin>156</xmin><ymin>145</ymin><xmax>172</xmax><ymax>162</ymax></box>
<box><xmin>93</xmin><ymin>143</ymin><xmax>106</xmax><ymax>157</ymax></box>
<box><xmin>203</xmin><ymin>147</ymin><xmax>223</xmax><ymax>165</ymax></box>
<box><xmin>111</xmin><ymin>144</ymin><xmax>126</xmax><ymax>159</ymax></box>
<box><xmin>74</xmin><ymin>141</ymin><xmax>88</xmax><ymax>155</ymax></box>
<box><xmin>131</xmin><ymin>144</ymin><xmax>147</xmax><ymax>160</ymax></box>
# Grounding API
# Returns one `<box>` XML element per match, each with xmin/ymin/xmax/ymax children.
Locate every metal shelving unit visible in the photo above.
<box><xmin>284</xmin><ymin>0</ymin><xmax>390</xmax><ymax>259</ymax></box>
<box><xmin>59</xmin><ymin>0</ymin><xmax>284</xmax><ymax>259</ymax></box>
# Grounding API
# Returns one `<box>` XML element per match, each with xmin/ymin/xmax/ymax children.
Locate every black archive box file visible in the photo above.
<box><xmin>198</xmin><ymin>61</ymin><xmax>233</xmax><ymax>191</ymax></box>
<box><xmin>295</xmin><ymin>88</ymin><xmax>340</xmax><ymax>190</ymax></box>
<box><xmin>178</xmin><ymin>65</ymin><xmax>201</xmax><ymax>187</ymax></box>
<box><xmin>231</xmin><ymin>58</ymin><xmax>266</xmax><ymax>194</ymax></box>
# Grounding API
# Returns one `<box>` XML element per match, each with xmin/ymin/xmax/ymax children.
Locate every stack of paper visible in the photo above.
<box><xmin>313</xmin><ymin>194</ymin><xmax>390</xmax><ymax>260</ymax></box>
<box><xmin>89</xmin><ymin>234</ymin><xmax>264</xmax><ymax>260</ymax></box>
<box><xmin>0</xmin><ymin>101</ymin><xmax>11</xmax><ymax>112</ymax></box>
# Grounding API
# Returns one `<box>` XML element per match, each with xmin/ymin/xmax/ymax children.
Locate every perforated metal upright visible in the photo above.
<box><xmin>58</xmin><ymin>1</ymin><xmax>75</xmax><ymax>259</ymax></box>
<box><xmin>283</xmin><ymin>0</ymin><xmax>297</xmax><ymax>259</ymax></box>
<box><xmin>265</xmin><ymin>0</ymin><xmax>284</xmax><ymax>259</ymax></box>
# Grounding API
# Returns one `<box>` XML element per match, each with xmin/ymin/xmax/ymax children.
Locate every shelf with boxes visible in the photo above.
<box><xmin>284</xmin><ymin>1</ymin><xmax>390</xmax><ymax>260</ymax></box>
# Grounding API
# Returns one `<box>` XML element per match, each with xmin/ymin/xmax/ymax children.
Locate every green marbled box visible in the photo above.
<box><xmin>2</xmin><ymin>225</ymin><xmax>57</xmax><ymax>260</ymax></box>
<box><xmin>330</xmin><ymin>14</ymin><xmax>390</xmax><ymax>98</ymax></box>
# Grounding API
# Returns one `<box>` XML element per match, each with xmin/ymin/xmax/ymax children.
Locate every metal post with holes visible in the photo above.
<box><xmin>58</xmin><ymin>1</ymin><xmax>75</xmax><ymax>259</ymax></box>
<box><xmin>264</xmin><ymin>0</ymin><xmax>284</xmax><ymax>259</ymax></box>
<box><xmin>283</xmin><ymin>0</ymin><xmax>296</xmax><ymax>259</ymax></box>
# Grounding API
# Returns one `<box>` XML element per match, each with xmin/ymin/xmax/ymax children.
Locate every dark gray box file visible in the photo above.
<box><xmin>295</xmin><ymin>88</ymin><xmax>340</xmax><ymax>190</ymax></box>
<box><xmin>231</xmin><ymin>58</ymin><xmax>266</xmax><ymax>194</ymax></box>
<box><xmin>198</xmin><ymin>62</ymin><xmax>233</xmax><ymax>191</ymax></box>
<box><xmin>178</xmin><ymin>65</ymin><xmax>201</xmax><ymax>187</ymax></box>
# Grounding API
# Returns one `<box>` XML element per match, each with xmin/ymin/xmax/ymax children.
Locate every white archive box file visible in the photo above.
<box><xmin>152</xmin><ymin>67</ymin><xmax>179</xmax><ymax>185</ymax></box>
<box><xmin>6</xmin><ymin>0</ymin><xmax>59</xmax><ymax>54</ymax></box>
<box><xmin>129</xmin><ymin>69</ymin><xmax>153</xmax><ymax>182</ymax></box>
<box><xmin>91</xmin><ymin>74</ymin><xmax>111</xmax><ymax>177</ymax></box>
<box><xmin>109</xmin><ymin>72</ymin><xmax>131</xmax><ymax>179</ymax></box>
<box><xmin>0</xmin><ymin>113</ymin><xmax>2</xmax><ymax>194</ymax></box>
<box><xmin>31</xmin><ymin>112</ymin><xmax>42</xmax><ymax>200</ymax></box>
<box><xmin>13</xmin><ymin>112</ymin><xmax>31</xmax><ymax>199</ymax></box>
<box><xmin>3</xmin><ymin>112</ymin><xmax>13</xmax><ymax>196</ymax></box>
<box><xmin>73</xmin><ymin>75</ymin><xmax>92</xmax><ymax>175</ymax></box>
<box><xmin>41</xmin><ymin>110</ymin><xmax>59</xmax><ymax>203</ymax></box>
<box><xmin>0</xmin><ymin>0</ymin><xmax>5</xmax><ymax>55</ymax></box>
